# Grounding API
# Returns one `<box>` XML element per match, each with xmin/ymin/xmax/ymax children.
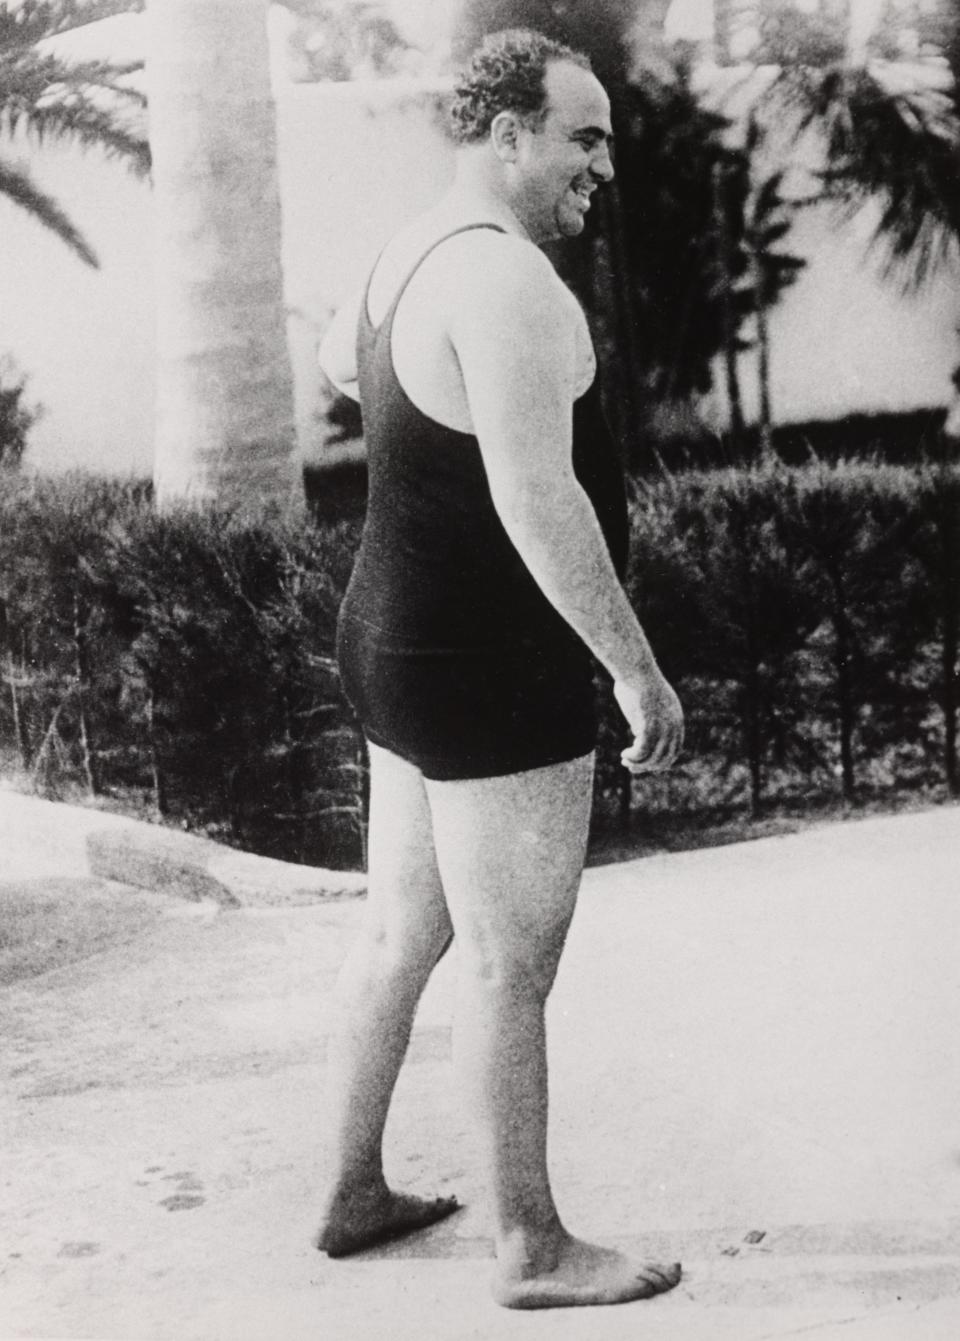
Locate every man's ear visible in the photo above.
<box><xmin>490</xmin><ymin>110</ymin><xmax>522</xmax><ymax>163</ymax></box>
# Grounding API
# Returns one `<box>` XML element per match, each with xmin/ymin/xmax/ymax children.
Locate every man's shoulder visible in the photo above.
<box><xmin>443</xmin><ymin>227</ymin><xmax>558</xmax><ymax>281</ymax></box>
<box><xmin>438</xmin><ymin>230</ymin><xmax>574</xmax><ymax>322</ymax></box>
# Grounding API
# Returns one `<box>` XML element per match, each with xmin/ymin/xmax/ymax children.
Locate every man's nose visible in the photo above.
<box><xmin>591</xmin><ymin>142</ymin><xmax>614</xmax><ymax>182</ymax></box>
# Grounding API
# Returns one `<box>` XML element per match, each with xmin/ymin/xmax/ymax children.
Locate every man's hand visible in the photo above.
<box><xmin>614</xmin><ymin>673</ymin><xmax>684</xmax><ymax>774</ymax></box>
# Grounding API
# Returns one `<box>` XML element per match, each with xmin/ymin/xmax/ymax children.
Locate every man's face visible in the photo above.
<box><xmin>511</xmin><ymin>61</ymin><xmax>615</xmax><ymax>244</ymax></box>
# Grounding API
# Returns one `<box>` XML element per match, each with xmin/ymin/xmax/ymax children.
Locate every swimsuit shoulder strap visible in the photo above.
<box><xmin>361</xmin><ymin>223</ymin><xmax>508</xmax><ymax>335</ymax></box>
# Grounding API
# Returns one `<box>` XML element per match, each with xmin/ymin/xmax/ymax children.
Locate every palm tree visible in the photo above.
<box><xmin>713</xmin><ymin>147</ymin><xmax>751</xmax><ymax>453</ymax></box>
<box><xmin>740</xmin><ymin>116</ymin><xmax>807</xmax><ymax>452</ymax></box>
<box><xmin>747</xmin><ymin>167</ymin><xmax>806</xmax><ymax>451</ymax></box>
<box><xmin>753</xmin><ymin>1</ymin><xmax>960</xmax><ymax>290</ymax></box>
<box><xmin>712</xmin><ymin>2</ymin><xmax>960</xmax><ymax>449</ymax></box>
<box><xmin>452</xmin><ymin>0</ymin><xmax>671</xmax><ymax>87</ymax></box>
<box><xmin>615</xmin><ymin>69</ymin><xmax>756</xmax><ymax>441</ymax></box>
<box><xmin>0</xmin><ymin>0</ymin><xmax>149</xmax><ymax>268</ymax></box>
<box><xmin>282</xmin><ymin>0</ymin><xmax>413</xmax><ymax>82</ymax></box>
<box><xmin>147</xmin><ymin>0</ymin><xmax>298</xmax><ymax>512</ymax></box>
<box><xmin>0</xmin><ymin>356</ymin><xmax>38</xmax><ymax>467</ymax></box>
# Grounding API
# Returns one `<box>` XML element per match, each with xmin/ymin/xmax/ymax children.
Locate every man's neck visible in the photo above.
<box><xmin>446</xmin><ymin>157</ymin><xmax>533</xmax><ymax>242</ymax></box>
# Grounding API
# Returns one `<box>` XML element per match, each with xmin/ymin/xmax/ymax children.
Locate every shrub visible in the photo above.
<box><xmin>0</xmin><ymin>474</ymin><xmax>145</xmax><ymax>796</ymax></box>
<box><xmin>0</xmin><ymin>359</ymin><xmax>41</xmax><ymax>469</ymax></box>
<box><xmin>905</xmin><ymin>459</ymin><xmax>960</xmax><ymax>794</ymax></box>
<box><xmin>0</xmin><ymin>476</ymin><xmax>365</xmax><ymax>868</ymax></box>
<box><xmin>594</xmin><ymin>456</ymin><xmax>960</xmax><ymax>827</ymax></box>
<box><xmin>1</xmin><ymin>460</ymin><xmax>956</xmax><ymax>867</ymax></box>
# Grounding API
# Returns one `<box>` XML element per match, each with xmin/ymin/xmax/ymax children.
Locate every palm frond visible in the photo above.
<box><xmin>1</xmin><ymin>50</ymin><xmax>146</xmax><ymax>104</ymax></box>
<box><xmin>0</xmin><ymin>152</ymin><xmax>98</xmax><ymax>265</ymax></box>
<box><xmin>0</xmin><ymin>2</ymin><xmax>142</xmax><ymax>46</ymax></box>
<box><xmin>752</xmin><ymin>170</ymin><xmax>787</xmax><ymax>221</ymax></box>
<box><xmin>2</xmin><ymin>98</ymin><xmax>150</xmax><ymax>172</ymax></box>
<box><xmin>760</xmin><ymin>63</ymin><xmax>960</xmax><ymax>290</ymax></box>
<box><xmin>0</xmin><ymin>50</ymin><xmax>149</xmax><ymax>173</ymax></box>
<box><xmin>50</xmin><ymin>1</ymin><xmax>145</xmax><ymax>37</ymax></box>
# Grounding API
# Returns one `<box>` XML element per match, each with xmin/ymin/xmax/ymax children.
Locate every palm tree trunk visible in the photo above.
<box><xmin>147</xmin><ymin>0</ymin><xmax>299</xmax><ymax>511</ymax></box>
<box><xmin>722</xmin><ymin>309</ymin><xmax>745</xmax><ymax>454</ymax></box>
<box><xmin>756</xmin><ymin>289</ymin><xmax>774</xmax><ymax>458</ymax></box>
<box><xmin>715</xmin><ymin>162</ymin><xmax>746</xmax><ymax>455</ymax></box>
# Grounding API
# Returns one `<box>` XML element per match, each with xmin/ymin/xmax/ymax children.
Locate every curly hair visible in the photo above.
<box><xmin>449</xmin><ymin>29</ymin><xmax>592</xmax><ymax>146</ymax></box>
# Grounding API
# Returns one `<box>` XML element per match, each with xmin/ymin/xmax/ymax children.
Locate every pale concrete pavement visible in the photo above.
<box><xmin>1</xmin><ymin>789</ymin><xmax>959</xmax><ymax>1339</ymax></box>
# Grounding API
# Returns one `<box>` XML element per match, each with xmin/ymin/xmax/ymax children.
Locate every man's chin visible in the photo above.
<box><xmin>558</xmin><ymin>211</ymin><xmax>587</xmax><ymax>238</ymax></box>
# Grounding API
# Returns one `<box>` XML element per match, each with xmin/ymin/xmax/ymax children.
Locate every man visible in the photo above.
<box><xmin>315</xmin><ymin>29</ymin><xmax>684</xmax><ymax>1310</ymax></box>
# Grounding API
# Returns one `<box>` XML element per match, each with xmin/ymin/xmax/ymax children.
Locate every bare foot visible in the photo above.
<box><xmin>314</xmin><ymin>1186</ymin><xmax>461</xmax><ymax>1257</ymax></box>
<box><xmin>494</xmin><ymin>1235</ymin><xmax>681</xmax><ymax>1310</ymax></box>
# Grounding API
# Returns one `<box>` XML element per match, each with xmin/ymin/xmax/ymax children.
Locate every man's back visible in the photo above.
<box><xmin>322</xmin><ymin>210</ymin><xmax>596</xmax><ymax>433</ymax></box>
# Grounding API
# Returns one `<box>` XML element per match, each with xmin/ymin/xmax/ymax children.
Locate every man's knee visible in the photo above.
<box><xmin>357</xmin><ymin>912</ymin><xmax>450</xmax><ymax>982</ymax></box>
<box><xmin>458</xmin><ymin>931</ymin><xmax>566</xmax><ymax>1003</ymax></box>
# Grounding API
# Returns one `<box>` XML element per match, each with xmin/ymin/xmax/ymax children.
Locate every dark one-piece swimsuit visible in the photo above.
<box><xmin>335</xmin><ymin>224</ymin><xmax>629</xmax><ymax>781</ymax></box>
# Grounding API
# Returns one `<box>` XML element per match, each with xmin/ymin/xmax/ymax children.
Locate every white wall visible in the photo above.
<box><xmin>0</xmin><ymin>133</ymin><xmax>156</xmax><ymax>475</ymax></box>
<box><xmin>275</xmin><ymin>79</ymin><xmax>454</xmax><ymax>464</ymax></box>
<box><xmin>0</xmin><ymin>78</ymin><xmax>453</xmax><ymax>476</ymax></box>
<box><xmin>693</xmin><ymin>57</ymin><xmax>960</xmax><ymax>430</ymax></box>
<box><xmin>703</xmin><ymin>199</ymin><xmax>960</xmax><ymax>431</ymax></box>
<box><xmin>1</xmin><ymin>50</ymin><xmax>958</xmax><ymax>476</ymax></box>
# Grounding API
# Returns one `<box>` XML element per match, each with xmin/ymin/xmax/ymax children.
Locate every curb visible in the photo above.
<box><xmin>86</xmin><ymin>826</ymin><xmax>367</xmax><ymax>908</ymax></box>
<box><xmin>1</xmin><ymin>787</ymin><xmax>366</xmax><ymax>907</ymax></box>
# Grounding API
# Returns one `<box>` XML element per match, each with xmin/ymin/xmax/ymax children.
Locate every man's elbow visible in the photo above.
<box><xmin>326</xmin><ymin>374</ymin><xmax>361</xmax><ymax>404</ymax></box>
<box><xmin>318</xmin><ymin>322</ymin><xmax>357</xmax><ymax>381</ymax></box>
<box><xmin>318</xmin><ymin>346</ymin><xmax>360</xmax><ymax>403</ymax></box>
<box><xmin>490</xmin><ymin>474</ymin><xmax>578</xmax><ymax>541</ymax></box>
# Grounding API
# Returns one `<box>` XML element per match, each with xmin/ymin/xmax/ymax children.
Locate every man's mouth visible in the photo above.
<box><xmin>571</xmin><ymin>182</ymin><xmax>594</xmax><ymax>209</ymax></box>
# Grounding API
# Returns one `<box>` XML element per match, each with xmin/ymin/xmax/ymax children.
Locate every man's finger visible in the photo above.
<box><xmin>621</xmin><ymin>746</ymin><xmax>669</xmax><ymax>773</ymax></box>
<box><xmin>621</xmin><ymin>731</ymin><xmax>682</xmax><ymax>772</ymax></box>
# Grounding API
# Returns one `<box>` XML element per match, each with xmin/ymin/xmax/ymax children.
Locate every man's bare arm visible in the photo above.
<box><xmin>450</xmin><ymin>240</ymin><xmax>683</xmax><ymax>769</ymax></box>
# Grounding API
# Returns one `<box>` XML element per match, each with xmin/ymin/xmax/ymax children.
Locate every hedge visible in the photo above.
<box><xmin>610</xmin><ymin>456</ymin><xmax>959</xmax><ymax>823</ymax></box>
<box><xmin>0</xmin><ymin>458</ymin><xmax>956</xmax><ymax>868</ymax></box>
<box><xmin>0</xmin><ymin>476</ymin><xmax>365</xmax><ymax>868</ymax></box>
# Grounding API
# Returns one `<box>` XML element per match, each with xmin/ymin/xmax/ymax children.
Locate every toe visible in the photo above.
<box><xmin>406</xmin><ymin>1192</ymin><xmax>460</xmax><ymax>1230</ymax></box>
<box><xmin>637</xmin><ymin>1262</ymin><xmax>681</xmax><ymax>1292</ymax></box>
<box><xmin>430</xmin><ymin>1193</ymin><xmax>460</xmax><ymax>1214</ymax></box>
<box><xmin>434</xmin><ymin>1196</ymin><xmax>461</xmax><ymax>1224</ymax></box>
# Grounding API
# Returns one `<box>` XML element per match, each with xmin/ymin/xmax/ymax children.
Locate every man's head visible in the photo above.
<box><xmin>450</xmin><ymin>29</ymin><xmax>614</xmax><ymax>244</ymax></box>
<box><xmin>450</xmin><ymin>29</ymin><xmax>591</xmax><ymax>144</ymax></box>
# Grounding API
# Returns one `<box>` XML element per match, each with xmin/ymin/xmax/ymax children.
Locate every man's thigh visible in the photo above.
<box><xmin>364</xmin><ymin>742</ymin><xmax>451</xmax><ymax>951</ymax></box>
<box><xmin>425</xmin><ymin>753</ymin><xmax>595</xmax><ymax>983</ymax></box>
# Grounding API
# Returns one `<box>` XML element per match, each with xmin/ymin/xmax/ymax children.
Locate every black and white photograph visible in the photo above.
<box><xmin>2</xmin><ymin>2</ymin><xmax>958</xmax><ymax>1337</ymax></box>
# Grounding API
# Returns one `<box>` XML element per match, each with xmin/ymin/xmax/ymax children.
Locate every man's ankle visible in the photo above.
<box><xmin>322</xmin><ymin>1168</ymin><xmax>388</xmax><ymax>1205</ymax></box>
<box><xmin>496</xmin><ymin>1219</ymin><xmax>568</xmax><ymax>1272</ymax></box>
